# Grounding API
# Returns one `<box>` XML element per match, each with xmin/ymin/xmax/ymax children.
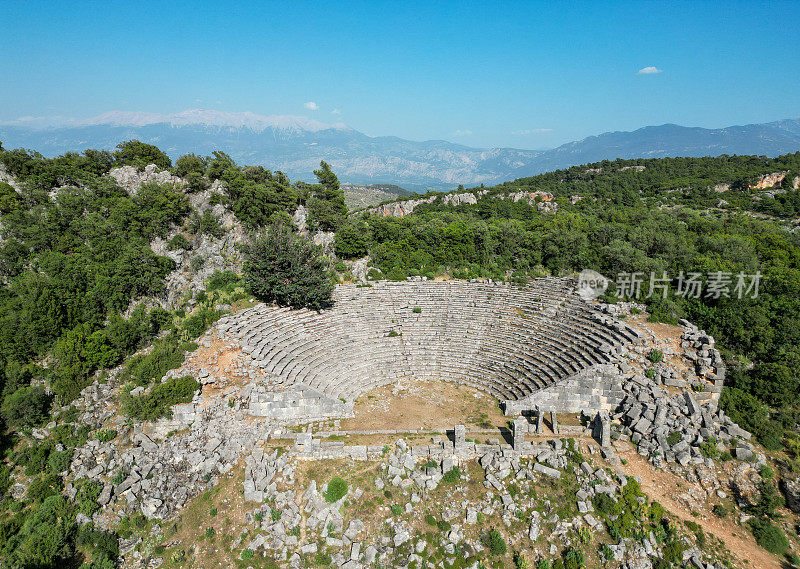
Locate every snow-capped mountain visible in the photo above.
<box><xmin>1</xmin><ymin>110</ymin><xmax>799</xmax><ymax>191</ymax></box>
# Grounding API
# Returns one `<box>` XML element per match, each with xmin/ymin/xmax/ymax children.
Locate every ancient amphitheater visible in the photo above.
<box><xmin>215</xmin><ymin>278</ymin><xmax>645</xmax><ymax>420</ymax></box>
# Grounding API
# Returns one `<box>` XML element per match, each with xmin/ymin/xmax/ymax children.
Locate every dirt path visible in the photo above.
<box><xmin>617</xmin><ymin>446</ymin><xmax>779</xmax><ymax>569</ymax></box>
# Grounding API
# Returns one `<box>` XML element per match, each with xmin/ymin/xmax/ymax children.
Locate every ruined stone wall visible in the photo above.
<box><xmin>504</xmin><ymin>364</ymin><xmax>626</xmax><ymax>415</ymax></box>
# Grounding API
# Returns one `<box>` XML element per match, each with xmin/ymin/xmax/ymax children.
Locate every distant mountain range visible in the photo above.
<box><xmin>1</xmin><ymin>110</ymin><xmax>799</xmax><ymax>191</ymax></box>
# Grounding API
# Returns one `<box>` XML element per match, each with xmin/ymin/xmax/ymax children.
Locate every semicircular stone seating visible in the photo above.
<box><xmin>219</xmin><ymin>278</ymin><xmax>641</xmax><ymax>405</ymax></box>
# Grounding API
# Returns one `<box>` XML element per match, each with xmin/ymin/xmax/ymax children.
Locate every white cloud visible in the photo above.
<box><xmin>511</xmin><ymin>128</ymin><xmax>552</xmax><ymax>135</ymax></box>
<box><xmin>637</xmin><ymin>66</ymin><xmax>663</xmax><ymax>75</ymax></box>
<box><xmin>304</xmin><ymin>101</ymin><xmax>319</xmax><ymax>111</ymax></box>
<box><xmin>331</xmin><ymin>108</ymin><xmax>342</xmax><ymax>115</ymax></box>
<box><xmin>453</xmin><ymin>129</ymin><xmax>473</xmax><ymax>136</ymax></box>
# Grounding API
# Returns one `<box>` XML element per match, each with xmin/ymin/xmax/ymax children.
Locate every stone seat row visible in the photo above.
<box><xmin>217</xmin><ymin>279</ymin><xmax>636</xmax><ymax>402</ymax></box>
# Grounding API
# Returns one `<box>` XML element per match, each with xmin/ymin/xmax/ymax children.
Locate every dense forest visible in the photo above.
<box><xmin>0</xmin><ymin>140</ymin><xmax>799</xmax><ymax>567</ymax></box>
<box><xmin>0</xmin><ymin>141</ymin><xmax>344</xmax><ymax>568</ymax></box>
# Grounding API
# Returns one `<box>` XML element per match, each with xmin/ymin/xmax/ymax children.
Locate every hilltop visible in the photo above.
<box><xmin>1</xmin><ymin>141</ymin><xmax>800</xmax><ymax>568</ymax></box>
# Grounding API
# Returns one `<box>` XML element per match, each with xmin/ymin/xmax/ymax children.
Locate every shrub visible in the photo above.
<box><xmin>1</xmin><ymin>385</ymin><xmax>51</xmax><ymax>428</ymax></box>
<box><xmin>206</xmin><ymin>269</ymin><xmax>241</xmax><ymax>292</ymax></box>
<box><xmin>121</xmin><ymin>376</ymin><xmax>200</xmax><ymax>421</ymax></box>
<box><xmin>334</xmin><ymin>220</ymin><xmax>369</xmax><ymax>259</ymax></box>
<box><xmin>646</xmin><ymin>349</ymin><xmax>663</xmax><ymax>363</ymax></box>
<box><xmin>390</xmin><ymin>504</ymin><xmax>403</xmax><ymax>515</ymax></box>
<box><xmin>648</xmin><ymin>501</ymin><xmax>665</xmax><ymax>523</ymax></box>
<box><xmin>748</xmin><ymin>517</ymin><xmax>789</xmax><ymax>555</ymax></box>
<box><xmin>95</xmin><ymin>429</ymin><xmax>117</xmax><ymax>443</ymax></box>
<box><xmin>747</xmin><ymin>480</ymin><xmax>784</xmax><ymax>518</ymax></box>
<box><xmin>413</xmin><ymin>307</ymin><xmax>422</xmax><ymax>314</ymax></box>
<box><xmin>174</xmin><ymin>153</ymin><xmax>207</xmax><ymax>177</ymax></box>
<box><xmin>514</xmin><ymin>551</ymin><xmax>530</xmax><ymax>569</ymax></box>
<box><xmin>242</xmin><ymin>222</ymin><xmax>334</xmax><ymax>310</ymax></box>
<box><xmin>240</xmin><ymin>549</ymin><xmax>254</xmax><ymax>561</ymax></box>
<box><xmin>324</xmin><ymin>477</ymin><xmax>348</xmax><ymax>503</ymax></box>
<box><xmin>591</xmin><ymin>492</ymin><xmax>616</xmax><ymax>515</ymax></box>
<box><xmin>424</xmin><ymin>513</ymin><xmax>438</xmax><ymax>527</ymax></box>
<box><xmin>712</xmin><ymin>504</ymin><xmax>728</xmax><ymax>518</ymax></box>
<box><xmin>76</xmin><ymin>480</ymin><xmax>102</xmax><ymax>516</ymax></box>
<box><xmin>486</xmin><ymin>528</ymin><xmax>507</xmax><ymax>555</ymax></box>
<box><xmin>666</xmin><ymin>431</ymin><xmax>682</xmax><ymax>446</ymax></box>
<box><xmin>442</xmin><ymin>467</ymin><xmax>461</xmax><ymax>484</ymax></box>
<box><xmin>166</xmin><ymin>234</ymin><xmax>191</xmax><ymax>251</ymax></box>
<box><xmin>562</xmin><ymin>547</ymin><xmax>585</xmax><ymax>569</ymax></box>
<box><xmin>181</xmin><ymin>307</ymin><xmax>221</xmax><ymax>340</ymax></box>
<box><xmin>699</xmin><ymin>438</ymin><xmax>720</xmax><ymax>459</ymax></box>
<box><xmin>133</xmin><ymin>183</ymin><xmax>191</xmax><ymax>238</ymax></box>
<box><xmin>26</xmin><ymin>474</ymin><xmax>63</xmax><ymax>503</ymax></box>
<box><xmin>122</xmin><ymin>335</ymin><xmax>194</xmax><ymax>386</ymax></box>
<box><xmin>115</xmin><ymin>140</ymin><xmax>171</xmax><ymax>170</ymax></box>
<box><xmin>189</xmin><ymin>209</ymin><xmax>224</xmax><ymax>238</ymax></box>
<box><xmin>47</xmin><ymin>449</ymin><xmax>73</xmax><ymax>475</ymax></box>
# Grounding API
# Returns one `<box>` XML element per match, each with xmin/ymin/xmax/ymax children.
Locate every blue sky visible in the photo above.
<box><xmin>1</xmin><ymin>0</ymin><xmax>799</xmax><ymax>149</ymax></box>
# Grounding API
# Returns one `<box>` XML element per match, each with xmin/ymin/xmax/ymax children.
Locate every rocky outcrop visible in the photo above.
<box><xmin>108</xmin><ymin>164</ymin><xmax>186</xmax><ymax>195</ymax></box>
<box><xmin>508</xmin><ymin>190</ymin><xmax>557</xmax><ymax>212</ymax></box>
<box><xmin>781</xmin><ymin>476</ymin><xmax>800</xmax><ymax>514</ymax></box>
<box><xmin>750</xmin><ymin>171</ymin><xmax>788</xmax><ymax>190</ymax></box>
<box><xmin>144</xmin><ymin>179</ymin><xmax>246</xmax><ymax>310</ymax></box>
<box><xmin>0</xmin><ymin>165</ymin><xmax>22</xmax><ymax>191</ymax></box>
<box><xmin>292</xmin><ymin>204</ymin><xmax>308</xmax><ymax>232</ymax></box>
<box><xmin>616</xmin><ymin>373</ymin><xmax>752</xmax><ymax>469</ymax></box>
<box><xmin>366</xmin><ymin>189</ymin><xmax>556</xmax><ymax>218</ymax></box>
<box><xmin>368</xmin><ymin>196</ymin><xmax>437</xmax><ymax>217</ymax></box>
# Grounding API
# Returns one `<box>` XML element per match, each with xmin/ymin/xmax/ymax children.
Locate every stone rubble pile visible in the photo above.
<box><xmin>678</xmin><ymin>320</ymin><xmax>725</xmax><ymax>393</ymax></box>
<box><xmin>70</xmin><ymin>382</ymin><xmax>272</xmax><ymax>525</ymax></box>
<box><xmin>234</xmin><ymin>435</ymin><xmax>719</xmax><ymax>569</ymax></box>
<box><xmin>615</xmin><ymin>374</ymin><xmax>753</xmax><ymax>469</ymax></box>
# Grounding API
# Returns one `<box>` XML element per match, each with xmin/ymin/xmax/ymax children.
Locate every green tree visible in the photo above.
<box><xmin>242</xmin><ymin>222</ymin><xmax>334</xmax><ymax>310</ymax></box>
<box><xmin>1</xmin><ymin>385</ymin><xmax>51</xmax><ymax>427</ymax></box>
<box><xmin>307</xmin><ymin>161</ymin><xmax>348</xmax><ymax>231</ymax></box>
<box><xmin>114</xmin><ymin>140</ymin><xmax>171</xmax><ymax>170</ymax></box>
<box><xmin>12</xmin><ymin>495</ymin><xmax>76</xmax><ymax>567</ymax></box>
<box><xmin>334</xmin><ymin>219</ymin><xmax>370</xmax><ymax>259</ymax></box>
<box><xmin>174</xmin><ymin>154</ymin><xmax>210</xmax><ymax>192</ymax></box>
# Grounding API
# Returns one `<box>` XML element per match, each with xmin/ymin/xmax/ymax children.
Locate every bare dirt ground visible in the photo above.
<box><xmin>617</xmin><ymin>445</ymin><xmax>781</xmax><ymax>569</ymax></box>
<box><xmin>340</xmin><ymin>379</ymin><xmax>508</xmax><ymax>431</ymax></box>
